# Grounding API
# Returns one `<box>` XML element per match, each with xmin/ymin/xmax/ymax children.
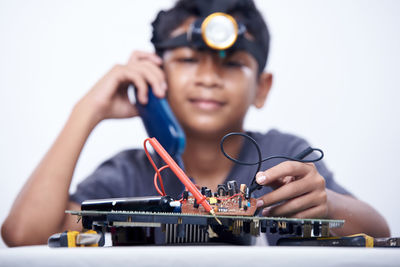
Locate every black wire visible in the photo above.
<box><xmin>220</xmin><ymin>132</ymin><xmax>324</xmax><ymax>187</ymax></box>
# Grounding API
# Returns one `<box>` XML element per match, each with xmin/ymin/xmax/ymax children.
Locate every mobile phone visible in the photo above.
<box><xmin>134</xmin><ymin>85</ymin><xmax>186</xmax><ymax>157</ymax></box>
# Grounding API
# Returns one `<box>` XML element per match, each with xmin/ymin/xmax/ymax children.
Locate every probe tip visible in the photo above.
<box><xmin>210</xmin><ymin>209</ymin><xmax>222</xmax><ymax>225</ymax></box>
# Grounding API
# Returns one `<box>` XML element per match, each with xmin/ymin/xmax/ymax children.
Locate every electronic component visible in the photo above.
<box><xmin>181</xmin><ymin>194</ymin><xmax>257</xmax><ymax>216</ymax></box>
<box><xmin>154</xmin><ymin>178</ymin><xmax>257</xmax><ymax>216</ymax></box>
<box><xmin>66</xmin><ymin>209</ymin><xmax>344</xmax><ymax>246</ymax></box>
<box><xmin>276</xmin><ymin>233</ymin><xmax>400</xmax><ymax>247</ymax></box>
<box><xmin>277</xmin><ymin>234</ymin><xmax>400</xmax><ymax>247</ymax></box>
<box><xmin>48</xmin><ymin>230</ymin><xmax>104</xmax><ymax>248</ymax></box>
<box><xmin>81</xmin><ymin>196</ymin><xmax>175</xmax><ymax>213</ymax></box>
<box><xmin>217</xmin><ymin>184</ymin><xmax>228</xmax><ymax>196</ymax></box>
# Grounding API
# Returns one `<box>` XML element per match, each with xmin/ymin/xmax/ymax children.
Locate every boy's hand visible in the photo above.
<box><xmin>78</xmin><ymin>51</ymin><xmax>167</xmax><ymax>124</ymax></box>
<box><xmin>255</xmin><ymin>161</ymin><xmax>328</xmax><ymax>219</ymax></box>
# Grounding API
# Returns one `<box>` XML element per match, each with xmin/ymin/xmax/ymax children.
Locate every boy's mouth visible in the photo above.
<box><xmin>188</xmin><ymin>98</ymin><xmax>226</xmax><ymax>111</ymax></box>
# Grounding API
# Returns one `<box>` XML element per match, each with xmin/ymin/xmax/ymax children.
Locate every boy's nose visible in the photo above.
<box><xmin>194</xmin><ymin>55</ymin><xmax>223</xmax><ymax>89</ymax></box>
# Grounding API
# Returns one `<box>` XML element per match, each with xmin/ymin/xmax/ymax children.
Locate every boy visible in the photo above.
<box><xmin>1</xmin><ymin>0</ymin><xmax>389</xmax><ymax>246</ymax></box>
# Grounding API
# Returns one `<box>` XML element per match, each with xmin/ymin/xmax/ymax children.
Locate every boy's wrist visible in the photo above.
<box><xmin>72</xmin><ymin>98</ymin><xmax>104</xmax><ymax>130</ymax></box>
<box><xmin>326</xmin><ymin>189</ymin><xmax>347</xmax><ymax>220</ymax></box>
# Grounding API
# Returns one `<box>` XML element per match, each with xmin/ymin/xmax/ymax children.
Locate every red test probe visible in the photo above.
<box><xmin>144</xmin><ymin>137</ymin><xmax>221</xmax><ymax>224</ymax></box>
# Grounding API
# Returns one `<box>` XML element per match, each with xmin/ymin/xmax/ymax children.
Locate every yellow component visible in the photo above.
<box><xmin>348</xmin><ymin>233</ymin><xmax>374</xmax><ymax>247</ymax></box>
<box><xmin>201</xmin><ymin>12</ymin><xmax>238</xmax><ymax>50</ymax></box>
<box><xmin>240</xmin><ymin>184</ymin><xmax>246</xmax><ymax>194</ymax></box>
<box><xmin>316</xmin><ymin>233</ymin><xmax>374</xmax><ymax>247</ymax></box>
<box><xmin>66</xmin><ymin>231</ymin><xmax>80</xmax><ymax>247</ymax></box>
<box><xmin>209</xmin><ymin>197</ymin><xmax>217</xmax><ymax>204</ymax></box>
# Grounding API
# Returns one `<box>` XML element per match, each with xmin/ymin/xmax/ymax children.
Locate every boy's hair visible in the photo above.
<box><xmin>151</xmin><ymin>0</ymin><xmax>270</xmax><ymax>73</ymax></box>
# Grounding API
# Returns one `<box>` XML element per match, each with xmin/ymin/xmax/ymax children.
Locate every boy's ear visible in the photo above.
<box><xmin>253</xmin><ymin>72</ymin><xmax>273</xmax><ymax>109</ymax></box>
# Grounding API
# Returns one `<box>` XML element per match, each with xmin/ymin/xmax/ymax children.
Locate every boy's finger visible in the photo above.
<box><xmin>112</xmin><ymin>65</ymin><xmax>149</xmax><ymax>104</ymax></box>
<box><xmin>262</xmin><ymin>191</ymin><xmax>325</xmax><ymax>217</ymax></box>
<box><xmin>255</xmin><ymin>161</ymin><xmax>312</xmax><ymax>186</ymax></box>
<box><xmin>128</xmin><ymin>51</ymin><xmax>162</xmax><ymax>66</ymax></box>
<box><xmin>127</xmin><ymin>72</ymin><xmax>148</xmax><ymax>105</ymax></box>
<box><xmin>127</xmin><ymin>64</ymin><xmax>166</xmax><ymax>99</ymax></box>
<box><xmin>291</xmin><ymin>204</ymin><xmax>327</xmax><ymax>219</ymax></box>
<box><xmin>135</xmin><ymin>61</ymin><xmax>167</xmax><ymax>98</ymax></box>
<box><xmin>256</xmin><ymin>176</ymin><xmax>313</xmax><ymax>208</ymax></box>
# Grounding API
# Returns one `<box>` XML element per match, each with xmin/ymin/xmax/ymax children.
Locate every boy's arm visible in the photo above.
<box><xmin>1</xmin><ymin>103</ymin><xmax>100</xmax><ymax>246</ymax></box>
<box><xmin>1</xmin><ymin>51</ymin><xmax>166</xmax><ymax>246</ymax></box>
<box><xmin>255</xmin><ymin>161</ymin><xmax>390</xmax><ymax>238</ymax></box>
<box><xmin>326</xmin><ymin>189</ymin><xmax>390</xmax><ymax>237</ymax></box>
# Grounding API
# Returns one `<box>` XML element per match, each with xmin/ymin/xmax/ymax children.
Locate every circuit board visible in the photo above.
<box><xmin>179</xmin><ymin>180</ymin><xmax>258</xmax><ymax>216</ymax></box>
<box><xmin>75</xmin><ymin>178</ymin><xmax>345</xmax><ymax>245</ymax></box>
<box><xmin>67</xmin><ymin>210</ymin><xmax>345</xmax><ymax>245</ymax></box>
<box><xmin>181</xmin><ymin>195</ymin><xmax>257</xmax><ymax>216</ymax></box>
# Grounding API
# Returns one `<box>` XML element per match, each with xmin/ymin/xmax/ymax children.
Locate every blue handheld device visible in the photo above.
<box><xmin>135</xmin><ymin>87</ymin><xmax>186</xmax><ymax>158</ymax></box>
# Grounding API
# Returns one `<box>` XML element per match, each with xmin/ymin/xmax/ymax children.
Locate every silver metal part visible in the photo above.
<box><xmin>76</xmin><ymin>233</ymin><xmax>101</xmax><ymax>245</ymax></box>
<box><xmin>113</xmin><ymin>222</ymin><xmax>161</xmax><ymax>227</ymax></box>
<box><xmin>321</xmin><ymin>223</ymin><xmax>329</xmax><ymax>237</ymax></box>
<box><xmin>164</xmin><ymin>224</ymin><xmax>209</xmax><ymax>244</ymax></box>
<box><xmin>303</xmin><ymin>222</ymin><xmax>312</xmax><ymax>238</ymax></box>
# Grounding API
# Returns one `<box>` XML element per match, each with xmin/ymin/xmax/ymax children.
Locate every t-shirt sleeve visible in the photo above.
<box><xmin>70</xmin><ymin>151</ymin><xmax>137</xmax><ymax>205</ymax></box>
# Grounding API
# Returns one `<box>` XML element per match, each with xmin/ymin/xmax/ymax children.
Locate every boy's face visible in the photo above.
<box><xmin>162</xmin><ymin>18</ymin><xmax>271</xmax><ymax>137</ymax></box>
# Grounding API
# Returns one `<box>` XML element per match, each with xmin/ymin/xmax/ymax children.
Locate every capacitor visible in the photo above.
<box><xmin>205</xmin><ymin>189</ymin><xmax>212</xmax><ymax>197</ymax></box>
<box><xmin>193</xmin><ymin>199</ymin><xmax>199</xmax><ymax>209</ymax></box>
<box><xmin>244</xmin><ymin>187</ymin><xmax>250</xmax><ymax>200</ymax></box>
<box><xmin>217</xmin><ymin>184</ymin><xmax>228</xmax><ymax>196</ymax></box>
<box><xmin>240</xmin><ymin>184</ymin><xmax>247</xmax><ymax>194</ymax></box>
<box><xmin>183</xmin><ymin>191</ymin><xmax>189</xmax><ymax>200</ymax></box>
<box><xmin>201</xmin><ymin>186</ymin><xmax>207</xmax><ymax>195</ymax></box>
<box><xmin>227</xmin><ymin>180</ymin><xmax>239</xmax><ymax>194</ymax></box>
<box><xmin>228</xmin><ymin>187</ymin><xmax>234</xmax><ymax>196</ymax></box>
<box><xmin>81</xmin><ymin>196</ymin><xmax>175</xmax><ymax>213</ymax></box>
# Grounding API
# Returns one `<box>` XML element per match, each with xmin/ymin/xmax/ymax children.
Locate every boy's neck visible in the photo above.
<box><xmin>182</xmin><ymin>132</ymin><xmax>243</xmax><ymax>191</ymax></box>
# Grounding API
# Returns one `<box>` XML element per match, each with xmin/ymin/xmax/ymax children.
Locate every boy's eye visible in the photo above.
<box><xmin>177</xmin><ymin>57</ymin><xmax>198</xmax><ymax>63</ymax></box>
<box><xmin>224</xmin><ymin>60</ymin><xmax>244</xmax><ymax>68</ymax></box>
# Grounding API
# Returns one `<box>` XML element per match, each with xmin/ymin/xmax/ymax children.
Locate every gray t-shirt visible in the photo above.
<box><xmin>70</xmin><ymin>129</ymin><xmax>351</xmax><ymax>245</ymax></box>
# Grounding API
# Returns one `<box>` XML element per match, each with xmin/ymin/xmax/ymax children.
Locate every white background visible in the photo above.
<box><xmin>0</xmin><ymin>0</ymin><xmax>399</xmax><ymax>248</ymax></box>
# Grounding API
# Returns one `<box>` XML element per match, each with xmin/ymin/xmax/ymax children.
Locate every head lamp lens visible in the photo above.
<box><xmin>201</xmin><ymin>13</ymin><xmax>238</xmax><ymax>50</ymax></box>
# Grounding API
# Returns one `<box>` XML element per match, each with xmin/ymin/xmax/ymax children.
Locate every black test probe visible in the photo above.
<box><xmin>220</xmin><ymin>132</ymin><xmax>324</xmax><ymax>199</ymax></box>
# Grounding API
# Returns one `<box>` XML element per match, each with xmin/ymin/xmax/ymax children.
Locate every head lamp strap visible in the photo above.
<box><xmin>233</xmin><ymin>37</ymin><xmax>267</xmax><ymax>72</ymax></box>
<box><xmin>154</xmin><ymin>34</ymin><xmax>266</xmax><ymax>72</ymax></box>
<box><xmin>154</xmin><ymin>34</ymin><xmax>188</xmax><ymax>50</ymax></box>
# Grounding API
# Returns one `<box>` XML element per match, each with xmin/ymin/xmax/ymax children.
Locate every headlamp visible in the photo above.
<box><xmin>154</xmin><ymin>12</ymin><xmax>266</xmax><ymax>71</ymax></box>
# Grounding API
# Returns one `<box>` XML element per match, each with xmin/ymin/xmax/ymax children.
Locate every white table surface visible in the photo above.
<box><xmin>1</xmin><ymin>245</ymin><xmax>399</xmax><ymax>267</ymax></box>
